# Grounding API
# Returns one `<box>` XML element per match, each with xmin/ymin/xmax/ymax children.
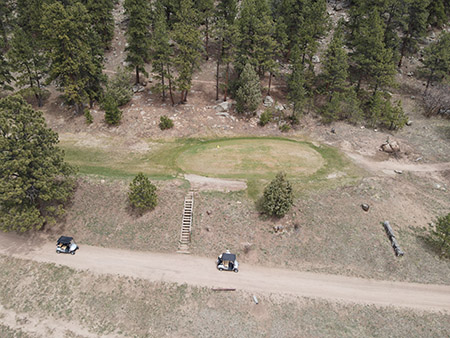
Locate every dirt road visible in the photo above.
<box><xmin>1</xmin><ymin>232</ymin><xmax>449</xmax><ymax>313</ymax></box>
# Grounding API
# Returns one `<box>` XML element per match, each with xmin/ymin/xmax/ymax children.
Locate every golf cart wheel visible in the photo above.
<box><xmin>56</xmin><ymin>250</ymin><xmax>60</xmax><ymax>254</ymax></box>
<box><xmin>71</xmin><ymin>251</ymin><xmax>75</xmax><ymax>255</ymax></box>
<box><xmin>219</xmin><ymin>268</ymin><xmax>223</xmax><ymax>271</ymax></box>
<box><xmin>234</xmin><ymin>269</ymin><xmax>238</xmax><ymax>273</ymax></box>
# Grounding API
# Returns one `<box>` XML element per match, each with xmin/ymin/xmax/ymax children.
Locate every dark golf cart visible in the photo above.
<box><xmin>216</xmin><ymin>250</ymin><xmax>239</xmax><ymax>273</ymax></box>
<box><xmin>56</xmin><ymin>236</ymin><xmax>78</xmax><ymax>255</ymax></box>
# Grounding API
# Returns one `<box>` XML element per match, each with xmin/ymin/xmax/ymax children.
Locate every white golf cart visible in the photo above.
<box><xmin>56</xmin><ymin>236</ymin><xmax>79</xmax><ymax>255</ymax></box>
<box><xmin>216</xmin><ymin>250</ymin><xmax>239</xmax><ymax>273</ymax></box>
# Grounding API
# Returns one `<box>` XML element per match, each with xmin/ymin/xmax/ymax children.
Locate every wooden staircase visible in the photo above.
<box><xmin>178</xmin><ymin>191</ymin><xmax>194</xmax><ymax>253</ymax></box>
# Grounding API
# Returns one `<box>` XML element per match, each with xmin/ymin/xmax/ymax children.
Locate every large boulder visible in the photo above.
<box><xmin>215</xmin><ymin>101</ymin><xmax>232</xmax><ymax>112</ymax></box>
<box><xmin>380</xmin><ymin>139</ymin><xmax>400</xmax><ymax>153</ymax></box>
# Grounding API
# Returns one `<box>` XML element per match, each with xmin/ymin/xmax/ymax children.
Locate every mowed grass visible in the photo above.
<box><xmin>60</xmin><ymin>136</ymin><xmax>360</xmax><ymax>196</ymax></box>
<box><xmin>1</xmin><ymin>255</ymin><xmax>449</xmax><ymax>338</ymax></box>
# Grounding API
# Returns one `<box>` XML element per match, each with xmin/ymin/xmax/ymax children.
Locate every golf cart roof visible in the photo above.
<box><xmin>57</xmin><ymin>236</ymin><xmax>73</xmax><ymax>245</ymax></box>
<box><xmin>222</xmin><ymin>253</ymin><xmax>236</xmax><ymax>261</ymax></box>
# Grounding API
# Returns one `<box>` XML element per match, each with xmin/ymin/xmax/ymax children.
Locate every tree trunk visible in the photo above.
<box><xmin>184</xmin><ymin>90</ymin><xmax>188</xmax><ymax>102</ymax></box>
<box><xmin>398</xmin><ymin>34</ymin><xmax>410</xmax><ymax>68</ymax></box>
<box><xmin>205</xmin><ymin>18</ymin><xmax>209</xmax><ymax>61</ymax></box>
<box><xmin>216</xmin><ymin>55</ymin><xmax>220</xmax><ymax>101</ymax></box>
<box><xmin>135</xmin><ymin>66</ymin><xmax>140</xmax><ymax>84</ymax></box>
<box><xmin>224</xmin><ymin>62</ymin><xmax>229</xmax><ymax>101</ymax></box>
<box><xmin>425</xmin><ymin>61</ymin><xmax>438</xmax><ymax>93</ymax></box>
<box><xmin>161</xmin><ymin>63</ymin><xmax>166</xmax><ymax>101</ymax></box>
<box><xmin>356</xmin><ymin>74</ymin><xmax>362</xmax><ymax>93</ymax></box>
<box><xmin>267</xmin><ymin>72</ymin><xmax>272</xmax><ymax>96</ymax></box>
<box><xmin>167</xmin><ymin>64</ymin><xmax>175</xmax><ymax>106</ymax></box>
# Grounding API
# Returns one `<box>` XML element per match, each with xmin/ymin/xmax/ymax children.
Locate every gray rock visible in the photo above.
<box><xmin>312</xmin><ymin>55</ymin><xmax>320</xmax><ymax>63</ymax></box>
<box><xmin>132</xmin><ymin>85</ymin><xmax>145</xmax><ymax>93</ymax></box>
<box><xmin>264</xmin><ymin>96</ymin><xmax>274</xmax><ymax>107</ymax></box>
<box><xmin>274</xmin><ymin>102</ymin><xmax>285</xmax><ymax>111</ymax></box>
<box><xmin>214</xmin><ymin>101</ymin><xmax>232</xmax><ymax>112</ymax></box>
<box><xmin>361</xmin><ymin>203</ymin><xmax>370</xmax><ymax>212</ymax></box>
<box><xmin>216</xmin><ymin>112</ymin><xmax>230</xmax><ymax>118</ymax></box>
<box><xmin>406</xmin><ymin>120</ymin><xmax>413</xmax><ymax>126</ymax></box>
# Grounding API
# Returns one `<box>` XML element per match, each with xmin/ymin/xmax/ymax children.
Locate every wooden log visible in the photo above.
<box><xmin>382</xmin><ymin>221</ymin><xmax>404</xmax><ymax>257</ymax></box>
<box><xmin>212</xmin><ymin>288</ymin><xmax>236</xmax><ymax>292</ymax></box>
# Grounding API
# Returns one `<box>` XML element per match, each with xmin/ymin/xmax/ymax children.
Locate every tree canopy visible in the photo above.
<box><xmin>0</xmin><ymin>96</ymin><xmax>76</xmax><ymax>232</ymax></box>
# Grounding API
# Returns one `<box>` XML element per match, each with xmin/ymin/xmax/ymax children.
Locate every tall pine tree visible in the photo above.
<box><xmin>235</xmin><ymin>62</ymin><xmax>262</xmax><ymax>114</ymax></box>
<box><xmin>422</xmin><ymin>32</ymin><xmax>450</xmax><ymax>91</ymax></box>
<box><xmin>124</xmin><ymin>0</ymin><xmax>151</xmax><ymax>84</ymax></box>
<box><xmin>288</xmin><ymin>45</ymin><xmax>307</xmax><ymax>119</ymax></box>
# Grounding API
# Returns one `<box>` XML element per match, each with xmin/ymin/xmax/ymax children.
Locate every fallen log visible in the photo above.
<box><xmin>382</xmin><ymin>221</ymin><xmax>404</xmax><ymax>257</ymax></box>
<box><xmin>212</xmin><ymin>288</ymin><xmax>236</xmax><ymax>292</ymax></box>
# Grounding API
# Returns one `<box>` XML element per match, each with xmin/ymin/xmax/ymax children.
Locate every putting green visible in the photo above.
<box><xmin>176</xmin><ymin>138</ymin><xmax>325</xmax><ymax>178</ymax></box>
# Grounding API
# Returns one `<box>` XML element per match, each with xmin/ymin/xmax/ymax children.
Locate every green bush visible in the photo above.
<box><xmin>279</xmin><ymin>123</ymin><xmax>291</xmax><ymax>132</ymax></box>
<box><xmin>368</xmin><ymin>92</ymin><xmax>408</xmax><ymax>130</ymax></box>
<box><xmin>128</xmin><ymin>173</ymin><xmax>157</xmax><ymax>211</ymax></box>
<box><xmin>321</xmin><ymin>89</ymin><xmax>362</xmax><ymax>124</ymax></box>
<box><xmin>261</xmin><ymin>172</ymin><xmax>293</xmax><ymax>217</ymax></box>
<box><xmin>235</xmin><ymin>63</ymin><xmax>262</xmax><ymax>114</ymax></box>
<box><xmin>259</xmin><ymin>109</ymin><xmax>273</xmax><ymax>126</ymax></box>
<box><xmin>103</xmin><ymin>94</ymin><xmax>122</xmax><ymax>125</ymax></box>
<box><xmin>159</xmin><ymin>115</ymin><xmax>174</xmax><ymax>130</ymax></box>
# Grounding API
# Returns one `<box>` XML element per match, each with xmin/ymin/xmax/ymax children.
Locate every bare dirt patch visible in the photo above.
<box><xmin>185</xmin><ymin>174</ymin><xmax>247</xmax><ymax>192</ymax></box>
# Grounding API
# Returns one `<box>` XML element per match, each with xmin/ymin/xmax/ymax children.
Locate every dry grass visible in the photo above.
<box><xmin>1</xmin><ymin>255</ymin><xmax>449</xmax><ymax>338</ymax></box>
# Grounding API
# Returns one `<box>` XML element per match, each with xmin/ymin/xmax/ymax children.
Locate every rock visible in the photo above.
<box><xmin>335</xmin><ymin>3</ymin><xmax>343</xmax><ymax>11</ymax></box>
<box><xmin>406</xmin><ymin>120</ymin><xmax>412</xmax><ymax>126</ymax></box>
<box><xmin>274</xmin><ymin>102</ymin><xmax>285</xmax><ymax>111</ymax></box>
<box><xmin>132</xmin><ymin>85</ymin><xmax>145</xmax><ymax>93</ymax></box>
<box><xmin>216</xmin><ymin>112</ymin><xmax>230</xmax><ymax>118</ymax></box>
<box><xmin>410</xmin><ymin>96</ymin><xmax>415</xmax><ymax>100</ymax></box>
<box><xmin>312</xmin><ymin>55</ymin><xmax>320</xmax><ymax>63</ymax></box>
<box><xmin>407</xmin><ymin>71</ymin><xmax>414</xmax><ymax>77</ymax></box>
<box><xmin>361</xmin><ymin>203</ymin><xmax>370</xmax><ymax>212</ymax></box>
<box><xmin>214</xmin><ymin>101</ymin><xmax>232</xmax><ymax>112</ymax></box>
<box><xmin>273</xmin><ymin>225</ymin><xmax>284</xmax><ymax>233</ymax></box>
<box><xmin>380</xmin><ymin>139</ymin><xmax>400</xmax><ymax>153</ymax></box>
<box><xmin>394</xmin><ymin>170</ymin><xmax>403</xmax><ymax>174</ymax></box>
<box><xmin>263</xmin><ymin>96</ymin><xmax>274</xmax><ymax>107</ymax></box>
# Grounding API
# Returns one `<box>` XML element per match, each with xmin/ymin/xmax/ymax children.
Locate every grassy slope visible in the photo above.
<box><xmin>1</xmin><ymin>255</ymin><xmax>449</xmax><ymax>338</ymax></box>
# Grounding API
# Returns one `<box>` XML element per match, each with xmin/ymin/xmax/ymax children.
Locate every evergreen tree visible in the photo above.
<box><xmin>0</xmin><ymin>0</ymin><xmax>14</xmax><ymax>49</ymax></box>
<box><xmin>150</xmin><ymin>1</ymin><xmax>173</xmax><ymax>102</ymax></box>
<box><xmin>128</xmin><ymin>173</ymin><xmax>157</xmax><ymax>211</ymax></box>
<box><xmin>322</xmin><ymin>23</ymin><xmax>348</xmax><ymax>101</ymax></box>
<box><xmin>104</xmin><ymin>67</ymin><xmax>133</xmax><ymax>106</ymax></box>
<box><xmin>422</xmin><ymin>32</ymin><xmax>450</xmax><ymax>91</ymax></box>
<box><xmin>351</xmin><ymin>10</ymin><xmax>395</xmax><ymax>94</ymax></box>
<box><xmin>427</xmin><ymin>0</ymin><xmax>447</xmax><ymax>28</ymax></box>
<box><xmin>214</xmin><ymin>0</ymin><xmax>238</xmax><ymax>101</ymax></box>
<box><xmin>103</xmin><ymin>94</ymin><xmax>122</xmax><ymax>125</ymax></box>
<box><xmin>0</xmin><ymin>53</ymin><xmax>13</xmax><ymax>91</ymax></box>
<box><xmin>8</xmin><ymin>0</ymin><xmax>49</xmax><ymax>106</ymax></box>
<box><xmin>261</xmin><ymin>172</ymin><xmax>293</xmax><ymax>217</ymax></box>
<box><xmin>172</xmin><ymin>0</ymin><xmax>203</xmax><ymax>103</ymax></box>
<box><xmin>288</xmin><ymin>45</ymin><xmax>307</xmax><ymax>120</ymax></box>
<box><xmin>368</xmin><ymin>92</ymin><xmax>407</xmax><ymax>129</ymax></box>
<box><xmin>124</xmin><ymin>0</ymin><xmax>151</xmax><ymax>84</ymax></box>
<box><xmin>235</xmin><ymin>62</ymin><xmax>262</xmax><ymax>114</ymax></box>
<box><xmin>82</xmin><ymin>0</ymin><xmax>115</xmax><ymax>49</ymax></box>
<box><xmin>194</xmin><ymin>0</ymin><xmax>215</xmax><ymax>60</ymax></box>
<box><xmin>321</xmin><ymin>89</ymin><xmax>362</xmax><ymax>124</ymax></box>
<box><xmin>235</xmin><ymin>0</ymin><xmax>277</xmax><ymax>76</ymax></box>
<box><xmin>398</xmin><ymin>0</ymin><xmax>430</xmax><ymax>68</ymax></box>
<box><xmin>429</xmin><ymin>213</ymin><xmax>450</xmax><ymax>257</ymax></box>
<box><xmin>0</xmin><ymin>95</ymin><xmax>76</xmax><ymax>232</ymax></box>
<box><xmin>42</xmin><ymin>2</ymin><xmax>101</xmax><ymax>114</ymax></box>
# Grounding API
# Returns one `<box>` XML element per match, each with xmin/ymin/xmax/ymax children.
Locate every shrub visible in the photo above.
<box><xmin>321</xmin><ymin>89</ymin><xmax>362</xmax><ymax>124</ymax></box>
<box><xmin>259</xmin><ymin>109</ymin><xmax>273</xmax><ymax>126</ymax></box>
<box><xmin>368</xmin><ymin>92</ymin><xmax>408</xmax><ymax>130</ymax></box>
<box><xmin>429</xmin><ymin>213</ymin><xmax>450</xmax><ymax>258</ymax></box>
<box><xmin>159</xmin><ymin>115</ymin><xmax>174</xmax><ymax>130</ymax></box>
<box><xmin>128</xmin><ymin>173</ymin><xmax>157</xmax><ymax>211</ymax></box>
<box><xmin>103</xmin><ymin>94</ymin><xmax>122</xmax><ymax>125</ymax></box>
<box><xmin>279</xmin><ymin>123</ymin><xmax>291</xmax><ymax>132</ymax></box>
<box><xmin>261</xmin><ymin>172</ymin><xmax>293</xmax><ymax>217</ymax></box>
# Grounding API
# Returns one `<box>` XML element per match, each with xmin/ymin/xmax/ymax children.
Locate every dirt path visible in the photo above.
<box><xmin>1</xmin><ymin>233</ymin><xmax>449</xmax><ymax>313</ymax></box>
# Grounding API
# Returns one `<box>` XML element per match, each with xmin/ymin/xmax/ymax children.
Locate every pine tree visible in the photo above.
<box><xmin>128</xmin><ymin>173</ymin><xmax>157</xmax><ymax>211</ymax></box>
<box><xmin>0</xmin><ymin>0</ymin><xmax>14</xmax><ymax>49</ymax></box>
<box><xmin>398</xmin><ymin>0</ymin><xmax>430</xmax><ymax>68</ymax></box>
<box><xmin>261</xmin><ymin>172</ymin><xmax>293</xmax><ymax>217</ymax></box>
<box><xmin>172</xmin><ymin>0</ymin><xmax>203</xmax><ymax>103</ymax></box>
<box><xmin>427</xmin><ymin>0</ymin><xmax>447</xmax><ymax>27</ymax></box>
<box><xmin>429</xmin><ymin>213</ymin><xmax>450</xmax><ymax>257</ymax></box>
<box><xmin>124</xmin><ymin>0</ymin><xmax>151</xmax><ymax>84</ymax></box>
<box><xmin>0</xmin><ymin>95</ymin><xmax>76</xmax><ymax>232</ymax></box>
<box><xmin>235</xmin><ymin>0</ymin><xmax>277</xmax><ymax>76</ymax></box>
<box><xmin>103</xmin><ymin>94</ymin><xmax>122</xmax><ymax>125</ymax></box>
<box><xmin>42</xmin><ymin>2</ymin><xmax>101</xmax><ymax>114</ymax></box>
<box><xmin>351</xmin><ymin>10</ymin><xmax>396</xmax><ymax>95</ymax></box>
<box><xmin>288</xmin><ymin>45</ymin><xmax>307</xmax><ymax>119</ymax></box>
<box><xmin>0</xmin><ymin>53</ymin><xmax>13</xmax><ymax>91</ymax></box>
<box><xmin>81</xmin><ymin>0</ymin><xmax>115</xmax><ymax>49</ymax></box>
<box><xmin>150</xmin><ymin>1</ymin><xmax>173</xmax><ymax>102</ymax></box>
<box><xmin>235</xmin><ymin>62</ymin><xmax>262</xmax><ymax>114</ymax></box>
<box><xmin>322</xmin><ymin>23</ymin><xmax>348</xmax><ymax>101</ymax></box>
<box><xmin>422</xmin><ymin>32</ymin><xmax>450</xmax><ymax>91</ymax></box>
<box><xmin>8</xmin><ymin>0</ymin><xmax>49</xmax><ymax>106</ymax></box>
<box><xmin>194</xmin><ymin>0</ymin><xmax>214</xmax><ymax>60</ymax></box>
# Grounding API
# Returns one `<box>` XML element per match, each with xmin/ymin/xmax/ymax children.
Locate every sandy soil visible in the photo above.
<box><xmin>1</xmin><ymin>232</ymin><xmax>449</xmax><ymax>313</ymax></box>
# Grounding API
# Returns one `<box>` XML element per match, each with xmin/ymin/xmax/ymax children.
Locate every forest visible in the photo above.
<box><xmin>1</xmin><ymin>0</ymin><xmax>449</xmax><ymax>130</ymax></box>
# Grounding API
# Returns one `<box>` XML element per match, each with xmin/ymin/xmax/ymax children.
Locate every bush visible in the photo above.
<box><xmin>261</xmin><ymin>172</ymin><xmax>293</xmax><ymax>217</ymax></box>
<box><xmin>429</xmin><ymin>213</ymin><xmax>450</xmax><ymax>258</ymax></box>
<box><xmin>104</xmin><ymin>67</ymin><xmax>133</xmax><ymax>107</ymax></box>
<box><xmin>128</xmin><ymin>173</ymin><xmax>157</xmax><ymax>211</ymax></box>
<box><xmin>235</xmin><ymin>63</ymin><xmax>262</xmax><ymax>114</ymax></box>
<box><xmin>321</xmin><ymin>89</ymin><xmax>362</xmax><ymax>124</ymax></box>
<box><xmin>259</xmin><ymin>109</ymin><xmax>273</xmax><ymax>126</ymax></box>
<box><xmin>279</xmin><ymin>123</ymin><xmax>291</xmax><ymax>132</ymax></box>
<box><xmin>103</xmin><ymin>94</ymin><xmax>122</xmax><ymax>125</ymax></box>
<box><xmin>368</xmin><ymin>92</ymin><xmax>408</xmax><ymax>130</ymax></box>
<box><xmin>159</xmin><ymin>115</ymin><xmax>174</xmax><ymax>130</ymax></box>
